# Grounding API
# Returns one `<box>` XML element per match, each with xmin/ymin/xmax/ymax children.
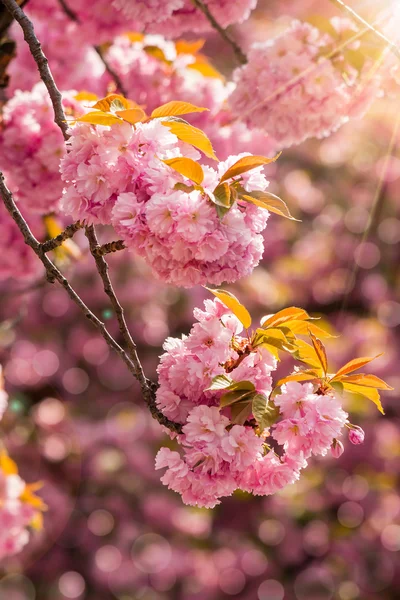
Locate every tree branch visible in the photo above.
<box><xmin>331</xmin><ymin>0</ymin><xmax>400</xmax><ymax>60</ymax></box>
<box><xmin>94</xmin><ymin>45</ymin><xmax>128</xmax><ymax>98</ymax></box>
<box><xmin>41</xmin><ymin>220</ymin><xmax>84</xmax><ymax>253</ymax></box>
<box><xmin>192</xmin><ymin>0</ymin><xmax>247</xmax><ymax>65</ymax></box>
<box><xmin>84</xmin><ymin>225</ymin><xmax>181</xmax><ymax>432</ymax></box>
<box><xmin>1</xmin><ymin>0</ymin><xmax>69</xmax><ymax>140</ymax></box>
<box><xmin>90</xmin><ymin>239</ymin><xmax>126</xmax><ymax>257</ymax></box>
<box><xmin>0</xmin><ymin>172</ymin><xmax>182</xmax><ymax>434</ymax></box>
<box><xmin>55</xmin><ymin>0</ymin><xmax>128</xmax><ymax>97</ymax></box>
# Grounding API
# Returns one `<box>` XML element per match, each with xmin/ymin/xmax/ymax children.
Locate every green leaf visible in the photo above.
<box><xmin>219</xmin><ymin>153</ymin><xmax>281</xmax><ymax>183</ymax></box>
<box><xmin>205</xmin><ymin>374</ymin><xmax>233</xmax><ymax>391</ymax></box>
<box><xmin>213</xmin><ymin>183</ymin><xmax>231</xmax><ymax>207</ymax></box>
<box><xmin>252</xmin><ymin>394</ymin><xmax>280</xmax><ymax>431</ymax></box>
<box><xmin>174</xmin><ymin>182</ymin><xmax>196</xmax><ymax>193</ymax></box>
<box><xmin>230</xmin><ymin>400</ymin><xmax>253</xmax><ymax>425</ymax></box>
<box><xmin>206</xmin><ymin>288</ymin><xmax>251</xmax><ymax>329</ymax></box>
<box><xmin>220</xmin><ymin>388</ymin><xmax>254</xmax><ymax>408</ymax></box>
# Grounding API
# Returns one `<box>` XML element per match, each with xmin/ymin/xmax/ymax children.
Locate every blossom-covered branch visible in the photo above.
<box><xmin>1</xmin><ymin>0</ymin><xmax>69</xmax><ymax>139</ymax></box>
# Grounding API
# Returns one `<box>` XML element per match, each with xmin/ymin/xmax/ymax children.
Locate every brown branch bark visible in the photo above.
<box><xmin>84</xmin><ymin>225</ymin><xmax>181</xmax><ymax>432</ymax></box>
<box><xmin>1</xmin><ymin>0</ymin><xmax>69</xmax><ymax>140</ymax></box>
<box><xmin>91</xmin><ymin>239</ymin><xmax>126</xmax><ymax>256</ymax></box>
<box><xmin>0</xmin><ymin>172</ymin><xmax>182</xmax><ymax>434</ymax></box>
<box><xmin>55</xmin><ymin>0</ymin><xmax>128</xmax><ymax>97</ymax></box>
<box><xmin>192</xmin><ymin>0</ymin><xmax>247</xmax><ymax>65</ymax></box>
<box><xmin>41</xmin><ymin>220</ymin><xmax>84</xmax><ymax>252</ymax></box>
<box><xmin>94</xmin><ymin>45</ymin><xmax>128</xmax><ymax>98</ymax></box>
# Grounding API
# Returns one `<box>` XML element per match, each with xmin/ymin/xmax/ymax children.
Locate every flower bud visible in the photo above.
<box><xmin>331</xmin><ymin>439</ymin><xmax>344</xmax><ymax>458</ymax></box>
<box><xmin>348</xmin><ymin>426</ymin><xmax>365</xmax><ymax>445</ymax></box>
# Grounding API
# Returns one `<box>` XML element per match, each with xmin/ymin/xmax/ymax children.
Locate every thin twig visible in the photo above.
<box><xmin>57</xmin><ymin>0</ymin><xmax>79</xmax><ymax>22</ymax></box>
<box><xmin>56</xmin><ymin>0</ymin><xmax>128</xmax><ymax>97</ymax></box>
<box><xmin>331</xmin><ymin>0</ymin><xmax>400</xmax><ymax>60</ymax></box>
<box><xmin>192</xmin><ymin>0</ymin><xmax>247</xmax><ymax>65</ymax></box>
<box><xmin>41</xmin><ymin>221</ymin><xmax>84</xmax><ymax>253</ymax></box>
<box><xmin>94</xmin><ymin>46</ymin><xmax>128</xmax><ymax>98</ymax></box>
<box><xmin>91</xmin><ymin>240</ymin><xmax>126</xmax><ymax>257</ymax></box>
<box><xmin>84</xmin><ymin>225</ymin><xmax>180</xmax><ymax>432</ymax></box>
<box><xmin>0</xmin><ymin>172</ymin><xmax>182</xmax><ymax>434</ymax></box>
<box><xmin>1</xmin><ymin>0</ymin><xmax>69</xmax><ymax>140</ymax></box>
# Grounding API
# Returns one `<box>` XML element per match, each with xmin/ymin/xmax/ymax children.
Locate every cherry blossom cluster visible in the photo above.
<box><xmin>16</xmin><ymin>0</ymin><xmax>256</xmax><ymax>57</ymax></box>
<box><xmin>60</xmin><ymin>115</ymin><xmax>271</xmax><ymax>286</ymax></box>
<box><xmin>0</xmin><ymin>453</ymin><xmax>45</xmax><ymax>561</ymax></box>
<box><xmin>111</xmin><ymin>0</ymin><xmax>257</xmax><ymax>37</ymax></box>
<box><xmin>103</xmin><ymin>35</ymin><xmax>229</xmax><ymax>118</ymax></box>
<box><xmin>228</xmin><ymin>18</ymin><xmax>383</xmax><ymax>148</ymax></box>
<box><xmin>9</xmin><ymin>19</ymin><xmax>105</xmax><ymax>96</ymax></box>
<box><xmin>102</xmin><ymin>35</ymin><xmax>276</xmax><ymax>160</ymax></box>
<box><xmin>0</xmin><ymin>83</ymin><xmax>84</xmax><ymax>215</ymax></box>
<box><xmin>155</xmin><ymin>298</ymin><xmax>352</xmax><ymax>507</ymax></box>
<box><xmin>0</xmin><ymin>374</ymin><xmax>45</xmax><ymax>560</ymax></box>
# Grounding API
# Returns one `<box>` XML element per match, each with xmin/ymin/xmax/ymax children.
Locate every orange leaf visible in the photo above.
<box><xmin>220</xmin><ymin>153</ymin><xmax>281</xmax><ymax>183</ymax></box>
<box><xmin>115</xmin><ymin>107</ymin><xmax>147</xmax><ymax>124</ymax></box>
<box><xmin>151</xmin><ymin>101</ymin><xmax>209</xmax><ymax>119</ymax></box>
<box><xmin>330</xmin><ymin>355</ymin><xmax>382</xmax><ymax>381</ymax></box>
<box><xmin>163</xmin><ymin>157</ymin><xmax>204</xmax><ymax>185</ymax></box>
<box><xmin>161</xmin><ymin>121</ymin><xmax>218</xmax><ymax>160</ymax></box>
<box><xmin>309</xmin><ymin>331</ymin><xmax>328</xmax><ymax>375</ymax></box>
<box><xmin>340</xmin><ymin>374</ymin><xmax>393</xmax><ymax>390</ymax></box>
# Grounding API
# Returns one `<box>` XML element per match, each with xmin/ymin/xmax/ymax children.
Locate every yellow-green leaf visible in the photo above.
<box><xmin>220</xmin><ymin>153</ymin><xmax>281</xmax><ymax>183</ymax></box>
<box><xmin>340</xmin><ymin>374</ymin><xmax>393</xmax><ymax>390</ymax></box>
<box><xmin>161</xmin><ymin>121</ymin><xmax>218</xmax><ymax>160</ymax></box>
<box><xmin>151</xmin><ymin>101</ymin><xmax>209</xmax><ymax>119</ymax></box>
<box><xmin>309</xmin><ymin>331</ymin><xmax>328</xmax><ymax>375</ymax></box>
<box><xmin>330</xmin><ymin>355</ymin><xmax>382</xmax><ymax>382</ymax></box>
<box><xmin>163</xmin><ymin>157</ymin><xmax>204</xmax><ymax>185</ymax></box>
<box><xmin>74</xmin><ymin>111</ymin><xmax>122</xmax><ymax>126</ymax></box>
<box><xmin>341</xmin><ymin>382</ymin><xmax>385</xmax><ymax>415</ymax></box>
<box><xmin>293</xmin><ymin>339</ymin><xmax>324</xmax><ymax>371</ymax></box>
<box><xmin>206</xmin><ymin>288</ymin><xmax>251</xmax><ymax>329</ymax></box>
<box><xmin>230</xmin><ymin>400</ymin><xmax>253</xmax><ymax>425</ymax></box>
<box><xmin>213</xmin><ymin>182</ymin><xmax>231</xmax><ymax>207</ymax></box>
<box><xmin>115</xmin><ymin>107</ymin><xmax>147</xmax><ymax>124</ymax></box>
<box><xmin>240</xmin><ymin>191</ymin><xmax>299</xmax><ymax>220</ymax></box>
<box><xmin>93</xmin><ymin>94</ymin><xmax>130</xmax><ymax>113</ymax></box>
<box><xmin>143</xmin><ymin>45</ymin><xmax>172</xmax><ymax>64</ymax></box>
